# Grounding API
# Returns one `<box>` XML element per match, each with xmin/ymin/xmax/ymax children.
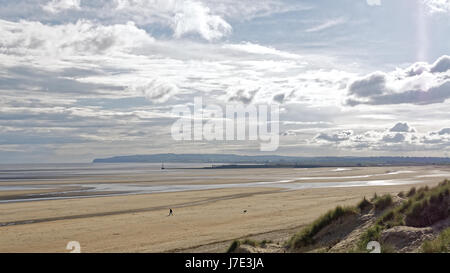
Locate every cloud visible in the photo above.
<box><xmin>172</xmin><ymin>0</ymin><xmax>232</xmax><ymax>40</ymax></box>
<box><xmin>0</xmin><ymin>0</ymin><xmax>306</xmax><ymax>44</ymax></box>
<box><xmin>0</xmin><ymin>19</ymin><xmax>154</xmax><ymax>56</ymax></box>
<box><xmin>222</xmin><ymin>42</ymin><xmax>302</xmax><ymax>59</ymax></box>
<box><xmin>430</xmin><ymin>55</ymin><xmax>450</xmax><ymax>73</ymax></box>
<box><xmin>366</xmin><ymin>0</ymin><xmax>381</xmax><ymax>6</ymax></box>
<box><xmin>438</xmin><ymin>128</ymin><xmax>450</xmax><ymax>135</ymax></box>
<box><xmin>390</xmin><ymin>122</ymin><xmax>416</xmax><ymax>133</ymax></box>
<box><xmin>305</xmin><ymin>17</ymin><xmax>346</xmax><ymax>33</ymax></box>
<box><xmin>0</xmin><ymin>16</ymin><xmax>341</xmax><ymax>111</ymax></box>
<box><xmin>310</xmin><ymin>122</ymin><xmax>450</xmax><ymax>153</ymax></box>
<box><xmin>2</xmin><ymin>2</ymin><xmax>450</xmax><ymax>161</ymax></box>
<box><xmin>273</xmin><ymin>93</ymin><xmax>285</xmax><ymax>103</ymax></box>
<box><xmin>347</xmin><ymin>71</ymin><xmax>387</xmax><ymax>97</ymax></box>
<box><xmin>346</xmin><ymin>55</ymin><xmax>450</xmax><ymax>106</ymax></box>
<box><xmin>114</xmin><ymin>0</ymin><xmax>231</xmax><ymax>41</ymax></box>
<box><xmin>382</xmin><ymin>133</ymin><xmax>406</xmax><ymax>143</ymax></box>
<box><xmin>42</xmin><ymin>0</ymin><xmax>81</xmax><ymax>14</ymax></box>
<box><xmin>226</xmin><ymin>85</ymin><xmax>260</xmax><ymax>104</ymax></box>
<box><xmin>423</xmin><ymin>0</ymin><xmax>450</xmax><ymax>13</ymax></box>
<box><xmin>315</xmin><ymin>130</ymin><xmax>353</xmax><ymax>142</ymax></box>
<box><xmin>201</xmin><ymin>0</ymin><xmax>311</xmax><ymax>21</ymax></box>
<box><xmin>128</xmin><ymin>79</ymin><xmax>178</xmax><ymax>103</ymax></box>
<box><xmin>347</xmin><ymin>81</ymin><xmax>450</xmax><ymax>106</ymax></box>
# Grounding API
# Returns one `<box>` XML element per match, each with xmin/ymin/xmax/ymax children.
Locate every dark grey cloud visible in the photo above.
<box><xmin>348</xmin><ymin>81</ymin><xmax>450</xmax><ymax>106</ymax></box>
<box><xmin>273</xmin><ymin>93</ymin><xmax>285</xmax><ymax>103</ymax></box>
<box><xmin>315</xmin><ymin>130</ymin><xmax>353</xmax><ymax>142</ymax></box>
<box><xmin>382</xmin><ymin>133</ymin><xmax>405</xmax><ymax>143</ymax></box>
<box><xmin>0</xmin><ymin>66</ymin><xmax>124</xmax><ymax>95</ymax></box>
<box><xmin>347</xmin><ymin>71</ymin><xmax>386</xmax><ymax>97</ymax></box>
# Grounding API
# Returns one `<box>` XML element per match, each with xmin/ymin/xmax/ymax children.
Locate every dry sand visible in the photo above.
<box><xmin>0</xmin><ymin>166</ymin><xmax>448</xmax><ymax>253</ymax></box>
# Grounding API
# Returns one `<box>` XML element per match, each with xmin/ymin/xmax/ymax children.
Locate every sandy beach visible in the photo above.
<box><xmin>0</xmin><ymin>165</ymin><xmax>449</xmax><ymax>252</ymax></box>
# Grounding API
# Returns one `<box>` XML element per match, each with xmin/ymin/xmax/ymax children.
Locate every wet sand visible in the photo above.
<box><xmin>0</xmin><ymin>165</ymin><xmax>449</xmax><ymax>252</ymax></box>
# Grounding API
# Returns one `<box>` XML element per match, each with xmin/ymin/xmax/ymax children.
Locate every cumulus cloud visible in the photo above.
<box><xmin>311</xmin><ymin>122</ymin><xmax>450</xmax><ymax>152</ymax></box>
<box><xmin>430</xmin><ymin>55</ymin><xmax>450</xmax><ymax>73</ymax></box>
<box><xmin>390</xmin><ymin>122</ymin><xmax>416</xmax><ymax>133</ymax></box>
<box><xmin>42</xmin><ymin>0</ymin><xmax>81</xmax><ymax>14</ymax></box>
<box><xmin>347</xmin><ymin>71</ymin><xmax>387</xmax><ymax>97</ymax></box>
<box><xmin>438</xmin><ymin>128</ymin><xmax>450</xmax><ymax>135</ymax></box>
<box><xmin>172</xmin><ymin>1</ymin><xmax>232</xmax><ymax>40</ymax></box>
<box><xmin>0</xmin><ymin>19</ymin><xmax>154</xmax><ymax>56</ymax></box>
<box><xmin>346</xmin><ymin>55</ymin><xmax>450</xmax><ymax>106</ymax></box>
<box><xmin>114</xmin><ymin>0</ymin><xmax>231</xmax><ymax>41</ymax></box>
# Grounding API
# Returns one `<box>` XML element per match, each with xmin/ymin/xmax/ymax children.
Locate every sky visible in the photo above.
<box><xmin>0</xmin><ymin>0</ymin><xmax>450</xmax><ymax>163</ymax></box>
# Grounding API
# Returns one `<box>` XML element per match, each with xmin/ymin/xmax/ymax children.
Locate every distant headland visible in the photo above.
<box><xmin>93</xmin><ymin>153</ymin><xmax>450</xmax><ymax>167</ymax></box>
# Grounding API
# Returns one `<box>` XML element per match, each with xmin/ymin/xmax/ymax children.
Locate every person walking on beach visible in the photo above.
<box><xmin>168</xmin><ymin>208</ymin><xmax>174</xmax><ymax>216</ymax></box>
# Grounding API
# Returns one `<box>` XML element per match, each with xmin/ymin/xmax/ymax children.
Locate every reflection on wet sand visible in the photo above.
<box><xmin>1</xmin><ymin>165</ymin><xmax>449</xmax><ymax>203</ymax></box>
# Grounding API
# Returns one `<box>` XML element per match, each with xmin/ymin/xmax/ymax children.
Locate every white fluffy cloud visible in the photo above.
<box><xmin>311</xmin><ymin>122</ymin><xmax>450</xmax><ymax>152</ymax></box>
<box><xmin>424</xmin><ymin>0</ymin><xmax>450</xmax><ymax>13</ymax></box>
<box><xmin>430</xmin><ymin>55</ymin><xmax>450</xmax><ymax>73</ymax></box>
<box><xmin>346</xmin><ymin>55</ymin><xmax>450</xmax><ymax>106</ymax></box>
<box><xmin>172</xmin><ymin>1</ymin><xmax>232</xmax><ymax>40</ymax></box>
<box><xmin>42</xmin><ymin>0</ymin><xmax>81</xmax><ymax>13</ymax></box>
<box><xmin>114</xmin><ymin>0</ymin><xmax>231</xmax><ymax>41</ymax></box>
<box><xmin>0</xmin><ymin>19</ymin><xmax>154</xmax><ymax>57</ymax></box>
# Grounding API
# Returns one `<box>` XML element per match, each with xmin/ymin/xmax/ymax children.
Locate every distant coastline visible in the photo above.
<box><xmin>93</xmin><ymin>153</ymin><xmax>450</xmax><ymax>167</ymax></box>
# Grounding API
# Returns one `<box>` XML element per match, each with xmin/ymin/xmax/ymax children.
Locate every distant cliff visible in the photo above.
<box><xmin>93</xmin><ymin>153</ymin><xmax>292</xmax><ymax>163</ymax></box>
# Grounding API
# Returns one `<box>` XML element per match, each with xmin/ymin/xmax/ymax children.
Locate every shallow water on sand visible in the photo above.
<box><xmin>0</xmin><ymin>178</ymin><xmax>425</xmax><ymax>203</ymax></box>
<box><xmin>0</xmin><ymin>163</ymin><xmax>446</xmax><ymax>203</ymax></box>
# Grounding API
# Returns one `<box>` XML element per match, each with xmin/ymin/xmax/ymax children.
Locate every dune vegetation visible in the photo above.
<box><xmin>228</xmin><ymin>179</ymin><xmax>450</xmax><ymax>253</ymax></box>
<box><xmin>286</xmin><ymin>206</ymin><xmax>358</xmax><ymax>250</ymax></box>
<box><xmin>421</xmin><ymin>227</ymin><xmax>450</xmax><ymax>253</ymax></box>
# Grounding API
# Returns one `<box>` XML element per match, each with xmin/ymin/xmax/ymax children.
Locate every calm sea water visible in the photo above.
<box><xmin>0</xmin><ymin>163</ymin><xmax>215</xmax><ymax>181</ymax></box>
